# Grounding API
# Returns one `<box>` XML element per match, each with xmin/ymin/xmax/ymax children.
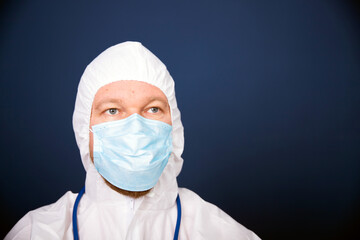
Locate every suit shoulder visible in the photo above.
<box><xmin>178</xmin><ymin>188</ymin><xmax>261</xmax><ymax>240</ymax></box>
<box><xmin>4</xmin><ymin>191</ymin><xmax>77</xmax><ymax>240</ymax></box>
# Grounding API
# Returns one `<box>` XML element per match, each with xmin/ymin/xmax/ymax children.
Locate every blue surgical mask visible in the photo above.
<box><xmin>91</xmin><ymin>113</ymin><xmax>172</xmax><ymax>191</ymax></box>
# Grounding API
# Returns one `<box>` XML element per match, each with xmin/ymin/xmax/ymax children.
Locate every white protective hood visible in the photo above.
<box><xmin>73</xmin><ymin>41</ymin><xmax>184</xmax><ymax>174</ymax></box>
<box><xmin>73</xmin><ymin>41</ymin><xmax>184</xmax><ymax>204</ymax></box>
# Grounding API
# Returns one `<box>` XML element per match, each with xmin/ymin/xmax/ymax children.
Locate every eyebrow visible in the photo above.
<box><xmin>93</xmin><ymin>98</ymin><xmax>123</xmax><ymax>110</ymax></box>
<box><xmin>93</xmin><ymin>96</ymin><xmax>169</xmax><ymax>110</ymax></box>
<box><xmin>146</xmin><ymin>97</ymin><xmax>169</xmax><ymax>106</ymax></box>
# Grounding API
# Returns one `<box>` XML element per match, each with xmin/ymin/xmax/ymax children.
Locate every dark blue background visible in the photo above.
<box><xmin>0</xmin><ymin>1</ymin><xmax>359</xmax><ymax>239</ymax></box>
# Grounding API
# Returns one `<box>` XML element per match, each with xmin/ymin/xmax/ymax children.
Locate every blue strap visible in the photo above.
<box><xmin>72</xmin><ymin>187</ymin><xmax>181</xmax><ymax>240</ymax></box>
<box><xmin>174</xmin><ymin>194</ymin><xmax>181</xmax><ymax>240</ymax></box>
<box><xmin>72</xmin><ymin>186</ymin><xmax>85</xmax><ymax>240</ymax></box>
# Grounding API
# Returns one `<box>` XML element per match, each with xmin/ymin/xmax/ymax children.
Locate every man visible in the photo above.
<box><xmin>6</xmin><ymin>42</ymin><xmax>260</xmax><ymax>239</ymax></box>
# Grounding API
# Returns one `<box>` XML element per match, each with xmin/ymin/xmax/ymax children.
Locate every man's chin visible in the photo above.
<box><xmin>104</xmin><ymin>178</ymin><xmax>151</xmax><ymax>198</ymax></box>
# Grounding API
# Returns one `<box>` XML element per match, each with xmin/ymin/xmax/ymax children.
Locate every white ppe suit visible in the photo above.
<box><xmin>5</xmin><ymin>42</ymin><xmax>261</xmax><ymax>240</ymax></box>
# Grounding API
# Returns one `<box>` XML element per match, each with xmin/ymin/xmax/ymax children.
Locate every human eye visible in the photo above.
<box><xmin>147</xmin><ymin>107</ymin><xmax>159</xmax><ymax>114</ymax></box>
<box><xmin>105</xmin><ymin>108</ymin><xmax>119</xmax><ymax>115</ymax></box>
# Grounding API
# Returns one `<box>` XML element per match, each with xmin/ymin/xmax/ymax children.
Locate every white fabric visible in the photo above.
<box><xmin>5</xmin><ymin>42</ymin><xmax>261</xmax><ymax>240</ymax></box>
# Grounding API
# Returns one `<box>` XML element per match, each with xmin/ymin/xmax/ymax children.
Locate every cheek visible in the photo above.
<box><xmin>166</xmin><ymin>112</ymin><xmax>172</xmax><ymax>126</ymax></box>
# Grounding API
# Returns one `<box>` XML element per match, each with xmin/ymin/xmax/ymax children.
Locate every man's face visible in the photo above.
<box><xmin>88</xmin><ymin>80</ymin><xmax>171</xmax><ymax>197</ymax></box>
<box><xmin>89</xmin><ymin>80</ymin><xmax>172</xmax><ymax>161</ymax></box>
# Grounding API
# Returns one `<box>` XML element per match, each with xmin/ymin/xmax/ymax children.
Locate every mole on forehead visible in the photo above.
<box><xmin>101</xmin><ymin>86</ymin><xmax>142</xmax><ymax>93</ymax></box>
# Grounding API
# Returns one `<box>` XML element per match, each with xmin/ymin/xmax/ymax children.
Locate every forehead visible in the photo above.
<box><xmin>92</xmin><ymin>80</ymin><xmax>168</xmax><ymax>105</ymax></box>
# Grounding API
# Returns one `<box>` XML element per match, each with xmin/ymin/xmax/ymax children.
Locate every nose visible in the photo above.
<box><xmin>125</xmin><ymin>108</ymin><xmax>142</xmax><ymax>119</ymax></box>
